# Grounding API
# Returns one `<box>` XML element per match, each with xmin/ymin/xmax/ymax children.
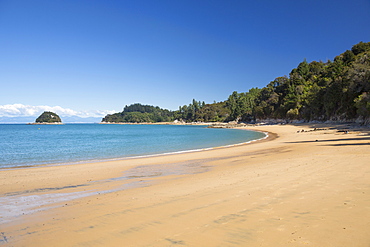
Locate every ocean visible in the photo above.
<box><xmin>0</xmin><ymin>124</ymin><xmax>266</xmax><ymax>168</ymax></box>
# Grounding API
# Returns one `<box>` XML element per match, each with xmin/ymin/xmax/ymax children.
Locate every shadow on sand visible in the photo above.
<box><xmin>287</xmin><ymin>136</ymin><xmax>370</xmax><ymax>146</ymax></box>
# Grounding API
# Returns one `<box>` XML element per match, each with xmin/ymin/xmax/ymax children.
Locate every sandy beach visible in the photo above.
<box><xmin>1</xmin><ymin>123</ymin><xmax>369</xmax><ymax>246</ymax></box>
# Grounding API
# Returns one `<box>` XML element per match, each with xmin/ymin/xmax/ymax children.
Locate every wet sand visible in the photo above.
<box><xmin>1</xmin><ymin>124</ymin><xmax>369</xmax><ymax>246</ymax></box>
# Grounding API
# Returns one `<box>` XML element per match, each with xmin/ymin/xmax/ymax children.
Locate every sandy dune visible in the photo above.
<box><xmin>1</xmin><ymin>124</ymin><xmax>369</xmax><ymax>246</ymax></box>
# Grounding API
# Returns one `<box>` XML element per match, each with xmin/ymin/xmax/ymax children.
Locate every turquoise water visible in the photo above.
<box><xmin>0</xmin><ymin>124</ymin><xmax>265</xmax><ymax>168</ymax></box>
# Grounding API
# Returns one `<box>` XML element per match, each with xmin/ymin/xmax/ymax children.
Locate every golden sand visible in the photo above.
<box><xmin>1</xmin><ymin>124</ymin><xmax>369</xmax><ymax>246</ymax></box>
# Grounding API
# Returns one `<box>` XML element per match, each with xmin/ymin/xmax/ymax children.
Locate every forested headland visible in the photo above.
<box><xmin>102</xmin><ymin>104</ymin><xmax>173</xmax><ymax>123</ymax></box>
<box><xmin>102</xmin><ymin>42</ymin><xmax>370</xmax><ymax>124</ymax></box>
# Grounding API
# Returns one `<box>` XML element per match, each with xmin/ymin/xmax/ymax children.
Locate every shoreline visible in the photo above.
<box><xmin>0</xmin><ymin>127</ymin><xmax>268</xmax><ymax>170</ymax></box>
<box><xmin>1</xmin><ymin>123</ymin><xmax>369</xmax><ymax>246</ymax></box>
<box><xmin>27</xmin><ymin>122</ymin><xmax>64</xmax><ymax>125</ymax></box>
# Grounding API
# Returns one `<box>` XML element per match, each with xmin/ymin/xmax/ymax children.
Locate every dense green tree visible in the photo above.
<box><xmin>351</xmin><ymin>41</ymin><xmax>370</xmax><ymax>55</ymax></box>
<box><xmin>226</xmin><ymin>41</ymin><xmax>370</xmax><ymax>124</ymax></box>
<box><xmin>102</xmin><ymin>103</ymin><xmax>174</xmax><ymax>123</ymax></box>
<box><xmin>297</xmin><ymin>59</ymin><xmax>310</xmax><ymax>79</ymax></box>
<box><xmin>226</xmin><ymin>91</ymin><xmax>241</xmax><ymax>120</ymax></box>
<box><xmin>226</xmin><ymin>88</ymin><xmax>262</xmax><ymax>121</ymax></box>
<box><xmin>342</xmin><ymin>50</ymin><xmax>356</xmax><ymax>65</ymax></box>
<box><xmin>354</xmin><ymin>92</ymin><xmax>370</xmax><ymax>118</ymax></box>
<box><xmin>35</xmin><ymin>111</ymin><xmax>62</xmax><ymax>123</ymax></box>
<box><xmin>193</xmin><ymin>102</ymin><xmax>230</xmax><ymax>122</ymax></box>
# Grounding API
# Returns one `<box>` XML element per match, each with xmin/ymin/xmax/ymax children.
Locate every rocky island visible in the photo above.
<box><xmin>32</xmin><ymin>111</ymin><xmax>63</xmax><ymax>124</ymax></box>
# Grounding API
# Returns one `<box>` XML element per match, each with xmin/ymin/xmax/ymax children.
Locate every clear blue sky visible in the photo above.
<box><xmin>1</xmin><ymin>0</ymin><xmax>369</xmax><ymax>117</ymax></box>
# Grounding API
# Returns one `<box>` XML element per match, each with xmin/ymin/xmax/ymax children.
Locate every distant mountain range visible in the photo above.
<box><xmin>0</xmin><ymin>116</ymin><xmax>103</xmax><ymax>123</ymax></box>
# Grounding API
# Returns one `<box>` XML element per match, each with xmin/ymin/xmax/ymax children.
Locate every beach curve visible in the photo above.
<box><xmin>0</xmin><ymin>123</ymin><xmax>369</xmax><ymax>246</ymax></box>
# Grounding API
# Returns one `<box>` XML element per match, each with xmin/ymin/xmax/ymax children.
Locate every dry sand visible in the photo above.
<box><xmin>0</xmin><ymin>123</ymin><xmax>369</xmax><ymax>246</ymax></box>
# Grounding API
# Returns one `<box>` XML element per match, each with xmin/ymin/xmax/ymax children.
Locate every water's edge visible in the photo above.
<box><xmin>0</xmin><ymin>125</ymin><xmax>267</xmax><ymax>169</ymax></box>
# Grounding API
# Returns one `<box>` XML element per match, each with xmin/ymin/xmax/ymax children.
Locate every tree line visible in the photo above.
<box><xmin>227</xmin><ymin>41</ymin><xmax>370</xmax><ymax>123</ymax></box>
<box><xmin>102</xmin><ymin>41</ymin><xmax>370</xmax><ymax>124</ymax></box>
<box><xmin>102</xmin><ymin>103</ymin><xmax>173</xmax><ymax>123</ymax></box>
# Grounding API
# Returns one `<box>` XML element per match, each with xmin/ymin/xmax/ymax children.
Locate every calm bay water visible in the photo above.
<box><xmin>0</xmin><ymin>124</ymin><xmax>265</xmax><ymax>168</ymax></box>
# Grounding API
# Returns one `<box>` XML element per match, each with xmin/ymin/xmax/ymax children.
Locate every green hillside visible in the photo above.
<box><xmin>102</xmin><ymin>42</ymin><xmax>370</xmax><ymax>124</ymax></box>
